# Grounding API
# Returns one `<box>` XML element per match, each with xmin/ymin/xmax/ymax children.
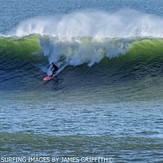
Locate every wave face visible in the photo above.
<box><xmin>0</xmin><ymin>10</ymin><xmax>163</xmax><ymax>91</ymax></box>
<box><xmin>0</xmin><ymin>35</ymin><xmax>163</xmax><ymax>92</ymax></box>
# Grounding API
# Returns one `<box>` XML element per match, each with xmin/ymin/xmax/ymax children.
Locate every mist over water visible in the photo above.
<box><xmin>14</xmin><ymin>9</ymin><xmax>163</xmax><ymax>38</ymax></box>
<box><xmin>8</xmin><ymin>9</ymin><xmax>163</xmax><ymax>71</ymax></box>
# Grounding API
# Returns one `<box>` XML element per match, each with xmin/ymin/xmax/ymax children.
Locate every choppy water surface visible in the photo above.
<box><xmin>0</xmin><ymin>91</ymin><xmax>163</xmax><ymax>162</ymax></box>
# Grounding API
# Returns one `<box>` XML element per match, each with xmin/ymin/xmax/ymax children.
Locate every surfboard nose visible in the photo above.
<box><xmin>43</xmin><ymin>76</ymin><xmax>53</xmax><ymax>81</ymax></box>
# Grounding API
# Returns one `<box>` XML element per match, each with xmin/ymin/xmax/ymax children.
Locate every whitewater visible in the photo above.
<box><xmin>0</xmin><ymin>9</ymin><xmax>162</xmax><ymax>75</ymax></box>
<box><xmin>0</xmin><ymin>0</ymin><xmax>163</xmax><ymax>162</ymax></box>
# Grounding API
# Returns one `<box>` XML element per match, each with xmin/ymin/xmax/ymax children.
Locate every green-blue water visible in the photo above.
<box><xmin>0</xmin><ymin>0</ymin><xmax>163</xmax><ymax>163</ymax></box>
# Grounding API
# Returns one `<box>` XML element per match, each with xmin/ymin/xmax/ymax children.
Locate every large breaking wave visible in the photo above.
<box><xmin>9</xmin><ymin>9</ymin><xmax>163</xmax><ymax>72</ymax></box>
<box><xmin>0</xmin><ymin>9</ymin><xmax>163</xmax><ymax>90</ymax></box>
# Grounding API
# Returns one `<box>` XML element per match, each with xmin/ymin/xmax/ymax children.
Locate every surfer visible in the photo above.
<box><xmin>50</xmin><ymin>62</ymin><xmax>59</xmax><ymax>77</ymax></box>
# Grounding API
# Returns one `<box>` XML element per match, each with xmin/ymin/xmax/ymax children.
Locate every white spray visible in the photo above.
<box><xmin>13</xmin><ymin>9</ymin><xmax>163</xmax><ymax>74</ymax></box>
<box><xmin>14</xmin><ymin>9</ymin><xmax>163</xmax><ymax>37</ymax></box>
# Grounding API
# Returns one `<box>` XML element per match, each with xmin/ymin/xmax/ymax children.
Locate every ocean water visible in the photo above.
<box><xmin>0</xmin><ymin>0</ymin><xmax>163</xmax><ymax>163</ymax></box>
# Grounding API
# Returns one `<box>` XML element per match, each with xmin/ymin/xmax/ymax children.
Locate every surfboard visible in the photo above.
<box><xmin>43</xmin><ymin>76</ymin><xmax>54</xmax><ymax>81</ymax></box>
<box><xmin>43</xmin><ymin>63</ymin><xmax>67</xmax><ymax>82</ymax></box>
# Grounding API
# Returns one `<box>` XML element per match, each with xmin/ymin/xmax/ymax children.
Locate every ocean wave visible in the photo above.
<box><xmin>1</xmin><ymin>132</ymin><xmax>163</xmax><ymax>158</ymax></box>
<box><xmin>0</xmin><ymin>35</ymin><xmax>163</xmax><ymax>74</ymax></box>
<box><xmin>2</xmin><ymin>9</ymin><xmax>163</xmax><ymax>72</ymax></box>
<box><xmin>0</xmin><ymin>35</ymin><xmax>41</xmax><ymax>60</ymax></box>
<box><xmin>0</xmin><ymin>8</ymin><xmax>163</xmax><ymax>89</ymax></box>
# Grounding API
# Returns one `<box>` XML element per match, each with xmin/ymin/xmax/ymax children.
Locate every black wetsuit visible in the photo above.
<box><xmin>51</xmin><ymin>63</ymin><xmax>59</xmax><ymax>77</ymax></box>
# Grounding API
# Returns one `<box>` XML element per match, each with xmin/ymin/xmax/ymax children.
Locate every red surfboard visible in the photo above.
<box><xmin>43</xmin><ymin>76</ymin><xmax>54</xmax><ymax>81</ymax></box>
